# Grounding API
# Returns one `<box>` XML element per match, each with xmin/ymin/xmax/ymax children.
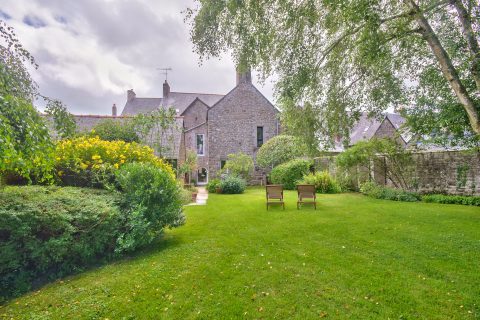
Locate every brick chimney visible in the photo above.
<box><xmin>163</xmin><ymin>80</ymin><xmax>170</xmax><ymax>99</ymax></box>
<box><xmin>236</xmin><ymin>67</ymin><xmax>252</xmax><ymax>85</ymax></box>
<box><xmin>112</xmin><ymin>103</ymin><xmax>117</xmax><ymax>117</ymax></box>
<box><xmin>127</xmin><ymin>89</ymin><xmax>136</xmax><ymax>102</ymax></box>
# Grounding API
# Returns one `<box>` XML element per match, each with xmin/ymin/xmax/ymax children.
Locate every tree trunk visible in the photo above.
<box><xmin>405</xmin><ymin>0</ymin><xmax>480</xmax><ymax>135</ymax></box>
<box><xmin>451</xmin><ymin>0</ymin><xmax>480</xmax><ymax>92</ymax></box>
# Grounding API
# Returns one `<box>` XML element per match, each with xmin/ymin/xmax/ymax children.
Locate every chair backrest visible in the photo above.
<box><xmin>266</xmin><ymin>185</ymin><xmax>283</xmax><ymax>198</ymax></box>
<box><xmin>297</xmin><ymin>184</ymin><xmax>316</xmax><ymax>195</ymax></box>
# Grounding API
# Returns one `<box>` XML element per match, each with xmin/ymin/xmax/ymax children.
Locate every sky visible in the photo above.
<box><xmin>0</xmin><ymin>0</ymin><xmax>275</xmax><ymax>115</ymax></box>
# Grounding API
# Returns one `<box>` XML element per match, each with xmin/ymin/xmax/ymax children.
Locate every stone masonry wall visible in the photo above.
<box><xmin>182</xmin><ymin>99</ymin><xmax>209</xmax><ymax>182</ymax></box>
<box><xmin>207</xmin><ymin>82</ymin><xmax>279</xmax><ymax>182</ymax></box>
<box><xmin>315</xmin><ymin>150</ymin><xmax>480</xmax><ymax>195</ymax></box>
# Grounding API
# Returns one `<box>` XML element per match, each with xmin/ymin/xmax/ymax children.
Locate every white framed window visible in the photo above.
<box><xmin>196</xmin><ymin>134</ymin><xmax>205</xmax><ymax>156</ymax></box>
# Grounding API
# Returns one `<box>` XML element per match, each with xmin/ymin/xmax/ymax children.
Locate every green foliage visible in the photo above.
<box><xmin>0</xmin><ymin>20</ymin><xmax>38</xmax><ymax>101</ymax></box>
<box><xmin>179</xmin><ymin>187</ymin><xmax>193</xmax><ymax>205</ymax></box>
<box><xmin>218</xmin><ymin>175</ymin><xmax>246</xmax><ymax>194</ymax></box>
<box><xmin>336</xmin><ymin>138</ymin><xmax>415</xmax><ymax>190</ymax></box>
<box><xmin>300</xmin><ymin>171</ymin><xmax>341</xmax><ymax>194</ymax></box>
<box><xmin>44</xmin><ymin>99</ymin><xmax>76</xmax><ymax>140</ymax></box>
<box><xmin>422</xmin><ymin>194</ymin><xmax>480</xmax><ymax>206</ymax></box>
<box><xmin>132</xmin><ymin>108</ymin><xmax>179</xmax><ymax>158</ymax></box>
<box><xmin>256</xmin><ymin>135</ymin><xmax>306</xmax><ymax>168</ymax></box>
<box><xmin>360</xmin><ymin>181</ymin><xmax>420</xmax><ymax>202</ymax></box>
<box><xmin>187</xmin><ymin>0</ymin><xmax>480</xmax><ymax>147</ymax></box>
<box><xmin>115</xmin><ymin>163</ymin><xmax>185</xmax><ymax>252</ymax></box>
<box><xmin>269</xmin><ymin>158</ymin><xmax>312</xmax><ymax>190</ymax></box>
<box><xmin>206</xmin><ymin>178</ymin><xmax>221</xmax><ymax>193</ymax></box>
<box><xmin>0</xmin><ymin>186</ymin><xmax>123</xmax><ymax>300</ymax></box>
<box><xmin>178</xmin><ymin>149</ymin><xmax>198</xmax><ymax>182</ymax></box>
<box><xmin>92</xmin><ymin>119</ymin><xmax>139</xmax><ymax>143</ymax></box>
<box><xmin>0</xmin><ymin>95</ymin><xmax>54</xmax><ymax>183</ymax></box>
<box><xmin>223</xmin><ymin>152</ymin><xmax>254</xmax><ymax>180</ymax></box>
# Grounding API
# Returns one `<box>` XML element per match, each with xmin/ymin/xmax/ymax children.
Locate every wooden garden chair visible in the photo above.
<box><xmin>297</xmin><ymin>184</ymin><xmax>317</xmax><ymax>209</ymax></box>
<box><xmin>266</xmin><ymin>185</ymin><xmax>285</xmax><ymax>210</ymax></box>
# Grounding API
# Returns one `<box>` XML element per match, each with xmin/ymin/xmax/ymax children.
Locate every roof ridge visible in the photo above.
<box><xmin>170</xmin><ymin>91</ymin><xmax>224</xmax><ymax>96</ymax></box>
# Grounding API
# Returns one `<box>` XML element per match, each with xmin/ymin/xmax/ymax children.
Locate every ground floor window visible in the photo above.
<box><xmin>220</xmin><ymin>160</ymin><xmax>226</xmax><ymax>169</ymax></box>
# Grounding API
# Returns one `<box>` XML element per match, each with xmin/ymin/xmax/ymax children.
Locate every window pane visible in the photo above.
<box><xmin>196</xmin><ymin>134</ymin><xmax>204</xmax><ymax>155</ymax></box>
<box><xmin>257</xmin><ymin>126</ymin><xmax>264</xmax><ymax>147</ymax></box>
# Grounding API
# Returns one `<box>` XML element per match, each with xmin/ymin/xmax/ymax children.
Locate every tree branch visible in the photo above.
<box><xmin>450</xmin><ymin>0</ymin><xmax>480</xmax><ymax>91</ymax></box>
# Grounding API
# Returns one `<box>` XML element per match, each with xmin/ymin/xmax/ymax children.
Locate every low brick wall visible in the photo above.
<box><xmin>315</xmin><ymin>150</ymin><xmax>480</xmax><ymax>195</ymax></box>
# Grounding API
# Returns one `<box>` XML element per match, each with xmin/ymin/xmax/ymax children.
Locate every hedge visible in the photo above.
<box><xmin>0</xmin><ymin>186</ymin><xmax>123</xmax><ymax>301</ymax></box>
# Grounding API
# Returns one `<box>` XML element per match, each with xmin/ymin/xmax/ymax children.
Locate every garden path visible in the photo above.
<box><xmin>195</xmin><ymin>187</ymin><xmax>208</xmax><ymax>205</ymax></box>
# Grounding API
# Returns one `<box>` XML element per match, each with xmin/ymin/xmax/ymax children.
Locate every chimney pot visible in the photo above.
<box><xmin>112</xmin><ymin>103</ymin><xmax>117</xmax><ymax>117</ymax></box>
<box><xmin>236</xmin><ymin>67</ymin><xmax>252</xmax><ymax>85</ymax></box>
<box><xmin>127</xmin><ymin>89</ymin><xmax>136</xmax><ymax>102</ymax></box>
<box><xmin>163</xmin><ymin>80</ymin><xmax>170</xmax><ymax>99</ymax></box>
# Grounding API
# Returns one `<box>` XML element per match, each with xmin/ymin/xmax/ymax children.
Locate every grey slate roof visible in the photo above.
<box><xmin>349</xmin><ymin>113</ymin><xmax>384</xmax><ymax>145</ymax></box>
<box><xmin>121</xmin><ymin>92</ymin><xmax>224</xmax><ymax>116</ymax></box>
<box><xmin>327</xmin><ymin>112</ymin><xmax>408</xmax><ymax>152</ymax></box>
<box><xmin>121</xmin><ymin>98</ymin><xmax>163</xmax><ymax>116</ymax></box>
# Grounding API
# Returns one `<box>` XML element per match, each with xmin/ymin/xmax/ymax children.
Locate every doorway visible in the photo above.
<box><xmin>197</xmin><ymin>167</ymin><xmax>208</xmax><ymax>185</ymax></box>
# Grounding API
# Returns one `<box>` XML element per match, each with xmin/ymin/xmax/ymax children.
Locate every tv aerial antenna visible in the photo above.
<box><xmin>157</xmin><ymin>67</ymin><xmax>173</xmax><ymax>81</ymax></box>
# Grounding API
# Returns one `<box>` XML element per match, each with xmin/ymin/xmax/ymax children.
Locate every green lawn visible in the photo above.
<box><xmin>1</xmin><ymin>188</ymin><xmax>479</xmax><ymax>319</ymax></box>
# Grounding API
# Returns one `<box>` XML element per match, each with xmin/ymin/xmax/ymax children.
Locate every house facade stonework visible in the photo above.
<box><xmin>121</xmin><ymin>70</ymin><xmax>280</xmax><ymax>184</ymax></box>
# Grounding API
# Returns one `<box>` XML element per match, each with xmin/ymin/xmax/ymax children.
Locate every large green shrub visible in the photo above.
<box><xmin>219</xmin><ymin>176</ymin><xmax>246</xmax><ymax>194</ymax></box>
<box><xmin>92</xmin><ymin>119</ymin><xmax>139</xmax><ymax>143</ymax></box>
<box><xmin>115</xmin><ymin>163</ymin><xmax>185</xmax><ymax>252</ymax></box>
<box><xmin>0</xmin><ymin>186</ymin><xmax>123</xmax><ymax>301</ymax></box>
<box><xmin>0</xmin><ymin>95</ymin><xmax>54</xmax><ymax>184</ymax></box>
<box><xmin>300</xmin><ymin>171</ymin><xmax>341</xmax><ymax>193</ymax></box>
<box><xmin>360</xmin><ymin>181</ymin><xmax>420</xmax><ymax>202</ymax></box>
<box><xmin>422</xmin><ymin>194</ymin><xmax>480</xmax><ymax>206</ymax></box>
<box><xmin>223</xmin><ymin>152</ymin><xmax>254</xmax><ymax>180</ymax></box>
<box><xmin>269</xmin><ymin>159</ymin><xmax>312</xmax><ymax>190</ymax></box>
<box><xmin>256</xmin><ymin>135</ymin><xmax>306</xmax><ymax>168</ymax></box>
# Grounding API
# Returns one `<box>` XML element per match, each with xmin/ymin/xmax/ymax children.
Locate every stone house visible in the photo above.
<box><xmin>120</xmin><ymin>69</ymin><xmax>280</xmax><ymax>184</ymax></box>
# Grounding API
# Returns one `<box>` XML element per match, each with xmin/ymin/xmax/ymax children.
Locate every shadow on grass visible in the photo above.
<box><xmin>1</xmin><ymin>233</ymin><xmax>184</xmax><ymax>305</ymax></box>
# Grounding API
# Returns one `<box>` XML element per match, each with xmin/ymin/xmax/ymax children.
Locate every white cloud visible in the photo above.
<box><xmin>1</xmin><ymin>0</ymin><xmax>275</xmax><ymax>115</ymax></box>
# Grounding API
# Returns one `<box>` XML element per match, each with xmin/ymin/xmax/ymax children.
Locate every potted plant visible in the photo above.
<box><xmin>179</xmin><ymin>149</ymin><xmax>198</xmax><ymax>185</ymax></box>
<box><xmin>190</xmin><ymin>186</ymin><xmax>198</xmax><ymax>202</ymax></box>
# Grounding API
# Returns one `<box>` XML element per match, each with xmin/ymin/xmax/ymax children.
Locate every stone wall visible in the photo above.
<box><xmin>315</xmin><ymin>150</ymin><xmax>480</xmax><ymax>195</ymax></box>
<box><xmin>407</xmin><ymin>150</ymin><xmax>480</xmax><ymax>195</ymax></box>
<box><xmin>207</xmin><ymin>82</ymin><xmax>280</xmax><ymax>181</ymax></box>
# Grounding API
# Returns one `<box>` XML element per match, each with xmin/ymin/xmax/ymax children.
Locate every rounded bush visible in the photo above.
<box><xmin>269</xmin><ymin>159</ymin><xmax>312</xmax><ymax>190</ymax></box>
<box><xmin>115</xmin><ymin>162</ymin><xmax>185</xmax><ymax>252</ymax></box>
<box><xmin>219</xmin><ymin>176</ymin><xmax>246</xmax><ymax>194</ymax></box>
<box><xmin>256</xmin><ymin>135</ymin><xmax>305</xmax><ymax>168</ymax></box>
<box><xmin>300</xmin><ymin>171</ymin><xmax>341</xmax><ymax>193</ymax></box>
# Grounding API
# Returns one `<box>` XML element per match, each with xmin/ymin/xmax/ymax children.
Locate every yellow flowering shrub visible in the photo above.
<box><xmin>55</xmin><ymin>136</ymin><xmax>174</xmax><ymax>185</ymax></box>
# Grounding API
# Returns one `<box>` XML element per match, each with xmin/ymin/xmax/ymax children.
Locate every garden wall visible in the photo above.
<box><xmin>315</xmin><ymin>150</ymin><xmax>480</xmax><ymax>195</ymax></box>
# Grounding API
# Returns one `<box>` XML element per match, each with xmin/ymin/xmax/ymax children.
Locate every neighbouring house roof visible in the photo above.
<box><xmin>121</xmin><ymin>92</ymin><xmax>224</xmax><ymax>116</ymax></box>
<box><xmin>121</xmin><ymin>98</ymin><xmax>163</xmax><ymax>116</ymax></box>
<box><xmin>326</xmin><ymin>112</ymin><xmax>409</xmax><ymax>152</ymax></box>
